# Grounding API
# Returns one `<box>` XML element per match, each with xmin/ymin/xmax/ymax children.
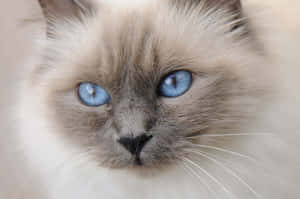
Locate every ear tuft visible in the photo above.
<box><xmin>170</xmin><ymin>0</ymin><xmax>247</xmax><ymax>34</ymax></box>
<box><xmin>171</xmin><ymin>0</ymin><xmax>242</xmax><ymax>12</ymax></box>
<box><xmin>171</xmin><ymin>0</ymin><xmax>243</xmax><ymax>16</ymax></box>
<box><xmin>209</xmin><ymin>0</ymin><xmax>244</xmax><ymax>32</ymax></box>
<box><xmin>205</xmin><ymin>0</ymin><xmax>242</xmax><ymax>12</ymax></box>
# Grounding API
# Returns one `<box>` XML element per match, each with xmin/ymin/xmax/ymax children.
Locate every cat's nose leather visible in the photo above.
<box><xmin>118</xmin><ymin>134</ymin><xmax>153</xmax><ymax>156</ymax></box>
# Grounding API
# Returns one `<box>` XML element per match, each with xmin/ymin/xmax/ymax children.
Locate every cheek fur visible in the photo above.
<box><xmin>159</xmin><ymin>70</ymin><xmax>255</xmax><ymax>136</ymax></box>
<box><xmin>47</xmin><ymin>89</ymin><xmax>109</xmax><ymax>147</ymax></box>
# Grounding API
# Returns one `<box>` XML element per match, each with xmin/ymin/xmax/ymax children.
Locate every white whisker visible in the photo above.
<box><xmin>180</xmin><ymin>160</ymin><xmax>217</xmax><ymax>199</ymax></box>
<box><xmin>50</xmin><ymin>148</ymin><xmax>97</xmax><ymax>173</ymax></box>
<box><xmin>190</xmin><ymin>144</ymin><xmax>257</xmax><ymax>162</ymax></box>
<box><xmin>185</xmin><ymin>149</ymin><xmax>263</xmax><ymax>199</ymax></box>
<box><xmin>187</xmin><ymin>133</ymin><xmax>274</xmax><ymax>139</ymax></box>
<box><xmin>182</xmin><ymin>157</ymin><xmax>237</xmax><ymax>199</ymax></box>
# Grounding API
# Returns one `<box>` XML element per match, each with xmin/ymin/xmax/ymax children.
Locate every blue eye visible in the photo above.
<box><xmin>158</xmin><ymin>70</ymin><xmax>192</xmax><ymax>98</ymax></box>
<box><xmin>77</xmin><ymin>83</ymin><xmax>111</xmax><ymax>107</ymax></box>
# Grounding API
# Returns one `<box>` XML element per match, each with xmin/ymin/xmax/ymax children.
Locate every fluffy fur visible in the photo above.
<box><xmin>1</xmin><ymin>0</ymin><xmax>300</xmax><ymax>198</ymax></box>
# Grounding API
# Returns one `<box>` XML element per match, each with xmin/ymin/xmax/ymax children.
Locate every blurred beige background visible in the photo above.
<box><xmin>0</xmin><ymin>2</ymin><xmax>42</xmax><ymax>198</ymax></box>
<box><xmin>0</xmin><ymin>1</ymin><xmax>39</xmax><ymax>109</ymax></box>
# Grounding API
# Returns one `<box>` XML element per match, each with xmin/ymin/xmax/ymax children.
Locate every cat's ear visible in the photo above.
<box><xmin>38</xmin><ymin>0</ymin><xmax>95</xmax><ymax>35</ymax></box>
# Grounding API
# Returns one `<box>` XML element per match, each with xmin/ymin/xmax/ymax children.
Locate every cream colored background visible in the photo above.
<box><xmin>0</xmin><ymin>1</ymin><xmax>38</xmax><ymax>109</ymax></box>
<box><xmin>0</xmin><ymin>2</ymin><xmax>42</xmax><ymax>198</ymax></box>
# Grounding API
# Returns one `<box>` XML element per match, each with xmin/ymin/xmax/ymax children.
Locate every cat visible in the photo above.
<box><xmin>1</xmin><ymin>0</ymin><xmax>300</xmax><ymax>198</ymax></box>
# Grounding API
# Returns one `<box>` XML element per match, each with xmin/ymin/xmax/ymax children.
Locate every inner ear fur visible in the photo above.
<box><xmin>40</xmin><ymin>0</ymin><xmax>95</xmax><ymax>18</ymax></box>
<box><xmin>38</xmin><ymin>0</ymin><xmax>95</xmax><ymax>36</ymax></box>
<box><xmin>205</xmin><ymin>0</ymin><xmax>242</xmax><ymax>13</ymax></box>
<box><xmin>171</xmin><ymin>0</ymin><xmax>247</xmax><ymax>34</ymax></box>
<box><xmin>171</xmin><ymin>0</ymin><xmax>242</xmax><ymax>13</ymax></box>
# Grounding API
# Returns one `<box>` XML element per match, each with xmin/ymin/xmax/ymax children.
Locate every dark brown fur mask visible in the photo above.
<box><xmin>34</xmin><ymin>0</ymin><xmax>263</xmax><ymax>169</ymax></box>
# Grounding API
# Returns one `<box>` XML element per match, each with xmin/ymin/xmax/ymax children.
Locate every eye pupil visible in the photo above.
<box><xmin>158</xmin><ymin>70</ymin><xmax>192</xmax><ymax>98</ymax></box>
<box><xmin>172</xmin><ymin>76</ymin><xmax>177</xmax><ymax>88</ymax></box>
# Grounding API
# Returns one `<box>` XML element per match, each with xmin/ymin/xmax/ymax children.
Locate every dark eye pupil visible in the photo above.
<box><xmin>172</xmin><ymin>76</ymin><xmax>177</xmax><ymax>88</ymax></box>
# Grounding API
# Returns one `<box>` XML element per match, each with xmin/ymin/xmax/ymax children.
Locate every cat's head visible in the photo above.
<box><xmin>31</xmin><ymin>0</ymin><xmax>264</xmax><ymax>170</ymax></box>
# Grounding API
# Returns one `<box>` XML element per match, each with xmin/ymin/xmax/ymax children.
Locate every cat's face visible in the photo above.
<box><xmin>33</xmin><ymin>0</ymin><xmax>262</xmax><ymax>170</ymax></box>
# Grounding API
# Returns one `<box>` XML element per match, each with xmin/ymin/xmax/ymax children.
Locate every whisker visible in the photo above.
<box><xmin>187</xmin><ymin>133</ymin><xmax>274</xmax><ymax>139</ymax></box>
<box><xmin>182</xmin><ymin>157</ymin><xmax>237</xmax><ymax>199</ymax></box>
<box><xmin>190</xmin><ymin>144</ymin><xmax>257</xmax><ymax>162</ymax></box>
<box><xmin>50</xmin><ymin>148</ymin><xmax>97</xmax><ymax>173</ymax></box>
<box><xmin>19</xmin><ymin>148</ymin><xmax>97</xmax><ymax>192</ymax></box>
<box><xmin>184</xmin><ymin>149</ymin><xmax>263</xmax><ymax>199</ymax></box>
<box><xmin>180</xmin><ymin>160</ymin><xmax>218</xmax><ymax>199</ymax></box>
